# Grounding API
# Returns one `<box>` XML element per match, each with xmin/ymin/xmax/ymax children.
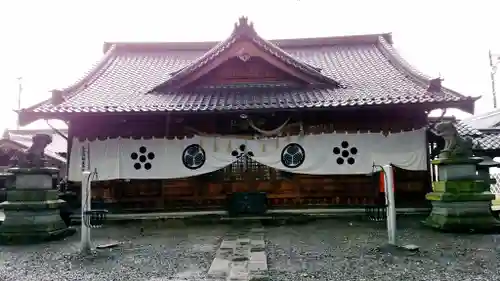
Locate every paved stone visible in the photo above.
<box><xmin>250</xmin><ymin>239</ymin><xmax>265</xmax><ymax>251</ymax></box>
<box><xmin>238</xmin><ymin>238</ymin><xmax>251</xmax><ymax>245</ymax></box>
<box><xmin>248</xmin><ymin>251</ymin><xmax>267</xmax><ymax>272</ymax></box>
<box><xmin>228</xmin><ymin>261</ymin><xmax>249</xmax><ymax>281</ymax></box>
<box><xmin>217</xmin><ymin>248</ymin><xmax>233</xmax><ymax>258</ymax></box>
<box><xmin>208</xmin><ymin>257</ymin><xmax>230</xmax><ymax>277</ymax></box>
<box><xmin>207</xmin><ymin>223</ymin><xmax>268</xmax><ymax>281</ymax></box>
<box><xmin>221</xmin><ymin>240</ymin><xmax>237</xmax><ymax>250</ymax></box>
<box><xmin>250</xmin><ymin>227</ymin><xmax>265</xmax><ymax>233</ymax></box>
<box><xmin>249</xmin><ymin>272</ymin><xmax>270</xmax><ymax>281</ymax></box>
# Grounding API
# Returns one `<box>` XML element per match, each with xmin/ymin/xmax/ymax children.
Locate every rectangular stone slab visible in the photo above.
<box><xmin>237</xmin><ymin>238</ymin><xmax>251</xmax><ymax>245</ymax></box>
<box><xmin>250</xmin><ymin>239</ymin><xmax>265</xmax><ymax>251</ymax></box>
<box><xmin>207</xmin><ymin>258</ymin><xmax>230</xmax><ymax>277</ymax></box>
<box><xmin>220</xmin><ymin>240</ymin><xmax>237</xmax><ymax>250</ymax></box>
<box><xmin>228</xmin><ymin>261</ymin><xmax>249</xmax><ymax>281</ymax></box>
<box><xmin>249</xmin><ymin>251</ymin><xmax>268</xmax><ymax>272</ymax></box>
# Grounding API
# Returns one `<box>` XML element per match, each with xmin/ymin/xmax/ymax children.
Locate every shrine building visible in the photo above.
<box><xmin>17</xmin><ymin>17</ymin><xmax>477</xmax><ymax>214</ymax></box>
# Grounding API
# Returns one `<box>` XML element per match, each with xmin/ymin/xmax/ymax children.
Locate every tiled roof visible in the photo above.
<box><xmin>473</xmin><ymin>132</ymin><xmax>500</xmax><ymax>150</ymax></box>
<box><xmin>455</xmin><ymin>121</ymin><xmax>482</xmax><ymax>137</ymax></box>
<box><xmin>454</xmin><ymin>121</ymin><xmax>500</xmax><ymax>151</ymax></box>
<box><xmin>18</xmin><ymin>18</ymin><xmax>476</xmax><ymax>125</ymax></box>
<box><xmin>159</xmin><ymin>16</ymin><xmax>339</xmax><ymax>90</ymax></box>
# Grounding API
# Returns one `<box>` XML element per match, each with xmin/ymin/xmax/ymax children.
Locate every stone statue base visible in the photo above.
<box><xmin>423</xmin><ymin>200</ymin><xmax>500</xmax><ymax>232</ymax></box>
<box><xmin>423</xmin><ymin>158</ymin><xmax>500</xmax><ymax>232</ymax></box>
<box><xmin>0</xmin><ymin>168</ymin><xmax>76</xmax><ymax>244</ymax></box>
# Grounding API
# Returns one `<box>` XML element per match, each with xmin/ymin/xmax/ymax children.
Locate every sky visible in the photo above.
<box><xmin>0</xmin><ymin>0</ymin><xmax>499</xmax><ymax>130</ymax></box>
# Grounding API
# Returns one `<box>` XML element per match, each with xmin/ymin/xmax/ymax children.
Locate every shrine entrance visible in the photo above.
<box><xmin>222</xmin><ymin>154</ymin><xmax>279</xmax><ymax>216</ymax></box>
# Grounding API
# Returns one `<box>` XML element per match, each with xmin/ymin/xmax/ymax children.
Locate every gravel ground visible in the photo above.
<box><xmin>2</xmin><ymin>216</ymin><xmax>500</xmax><ymax>281</ymax></box>
<box><xmin>0</xmin><ymin>221</ymin><xmax>228</xmax><ymax>281</ymax></box>
<box><xmin>266</xmin><ymin>215</ymin><xmax>500</xmax><ymax>281</ymax></box>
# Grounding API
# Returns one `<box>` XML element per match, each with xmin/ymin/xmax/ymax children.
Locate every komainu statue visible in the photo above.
<box><xmin>9</xmin><ymin>134</ymin><xmax>53</xmax><ymax>168</ymax></box>
<box><xmin>433</xmin><ymin>121</ymin><xmax>473</xmax><ymax>159</ymax></box>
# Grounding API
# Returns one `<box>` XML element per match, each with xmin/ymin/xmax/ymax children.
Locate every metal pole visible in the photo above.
<box><xmin>81</xmin><ymin>171</ymin><xmax>92</xmax><ymax>254</ymax></box>
<box><xmin>16</xmin><ymin>77</ymin><xmax>23</xmax><ymax>130</ymax></box>
<box><xmin>489</xmin><ymin>50</ymin><xmax>498</xmax><ymax>109</ymax></box>
<box><xmin>383</xmin><ymin>164</ymin><xmax>396</xmax><ymax>245</ymax></box>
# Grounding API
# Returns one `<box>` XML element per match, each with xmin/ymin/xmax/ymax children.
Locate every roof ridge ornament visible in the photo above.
<box><xmin>427</xmin><ymin>77</ymin><xmax>443</xmax><ymax>92</ymax></box>
<box><xmin>233</xmin><ymin>16</ymin><xmax>256</xmax><ymax>37</ymax></box>
<box><xmin>51</xmin><ymin>89</ymin><xmax>65</xmax><ymax>105</ymax></box>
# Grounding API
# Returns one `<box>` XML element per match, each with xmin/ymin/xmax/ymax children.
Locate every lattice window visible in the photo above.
<box><xmin>223</xmin><ymin>155</ymin><xmax>278</xmax><ymax>181</ymax></box>
<box><xmin>491</xmin><ymin>173</ymin><xmax>500</xmax><ymax>194</ymax></box>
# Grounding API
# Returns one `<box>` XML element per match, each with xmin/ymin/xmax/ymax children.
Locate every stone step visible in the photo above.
<box><xmin>207</xmin><ymin>223</ymin><xmax>268</xmax><ymax>281</ymax></box>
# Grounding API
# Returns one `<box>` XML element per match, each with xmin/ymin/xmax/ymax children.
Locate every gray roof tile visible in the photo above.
<box><xmin>19</xmin><ymin>19</ymin><xmax>476</xmax><ymax>125</ymax></box>
<box><xmin>454</xmin><ymin>121</ymin><xmax>500</xmax><ymax>151</ymax></box>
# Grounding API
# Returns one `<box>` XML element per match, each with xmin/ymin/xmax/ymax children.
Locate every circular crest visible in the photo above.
<box><xmin>280</xmin><ymin>143</ymin><xmax>306</xmax><ymax>168</ymax></box>
<box><xmin>182</xmin><ymin>144</ymin><xmax>206</xmax><ymax>170</ymax></box>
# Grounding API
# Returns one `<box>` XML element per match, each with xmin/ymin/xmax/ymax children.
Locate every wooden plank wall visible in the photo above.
<box><xmin>81</xmin><ymin>167</ymin><xmax>429</xmax><ymax>212</ymax></box>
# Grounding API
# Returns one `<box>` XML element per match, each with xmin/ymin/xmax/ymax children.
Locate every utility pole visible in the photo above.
<box><xmin>489</xmin><ymin>50</ymin><xmax>500</xmax><ymax>109</ymax></box>
<box><xmin>16</xmin><ymin>77</ymin><xmax>23</xmax><ymax>130</ymax></box>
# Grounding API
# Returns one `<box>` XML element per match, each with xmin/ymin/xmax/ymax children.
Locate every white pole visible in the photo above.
<box><xmin>16</xmin><ymin>77</ymin><xmax>23</xmax><ymax>130</ymax></box>
<box><xmin>81</xmin><ymin>171</ymin><xmax>92</xmax><ymax>253</ymax></box>
<box><xmin>383</xmin><ymin>164</ymin><xmax>397</xmax><ymax>245</ymax></box>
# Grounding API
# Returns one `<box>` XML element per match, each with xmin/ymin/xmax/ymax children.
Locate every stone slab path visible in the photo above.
<box><xmin>208</xmin><ymin>223</ymin><xmax>268</xmax><ymax>281</ymax></box>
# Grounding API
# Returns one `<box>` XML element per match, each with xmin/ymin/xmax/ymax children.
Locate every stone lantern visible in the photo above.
<box><xmin>477</xmin><ymin>156</ymin><xmax>500</xmax><ymax>189</ymax></box>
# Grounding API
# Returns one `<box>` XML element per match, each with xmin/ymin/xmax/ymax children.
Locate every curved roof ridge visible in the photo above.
<box><xmin>377</xmin><ymin>36</ymin><xmax>476</xmax><ymax>101</ymax></box>
<box><xmin>58</xmin><ymin>44</ymin><xmax>118</xmax><ymax>95</ymax></box>
<box><xmin>158</xmin><ymin>17</ymin><xmax>340</xmax><ymax>90</ymax></box>
<box><xmin>377</xmin><ymin>36</ymin><xmax>432</xmax><ymax>85</ymax></box>
<box><xmin>167</xmin><ymin>36</ymin><xmax>236</xmax><ymax>79</ymax></box>
<box><xmin>102</xmin><ymin>33</ymin><xmax>393</xmax><ymax>53</ymax></box>
<box><xmin>250</xmin><ymin>36</ymin><xmax>339</xmax><ymax>86</ymax></box>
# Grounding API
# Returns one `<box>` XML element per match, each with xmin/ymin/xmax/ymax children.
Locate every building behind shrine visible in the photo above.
<box><xmin>17</xmin><ymin>17</ymin><xmax>477</xmax><ymax>214</ymax></box>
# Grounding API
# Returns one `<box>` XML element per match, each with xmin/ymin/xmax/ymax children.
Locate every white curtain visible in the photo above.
<box><xmin>70</xmin><ymin>136</ymin><xmax>242</xmax><ymax>181</ymax></box>
<box><xmin>248</xmin><ymin>128</ymin><xmax>427</xmax><ymax>174</ymax></box>
<box><xmin>68</xmin><ymin>128</ymin><xmax>427</xmax><ymax>181</ymax></box>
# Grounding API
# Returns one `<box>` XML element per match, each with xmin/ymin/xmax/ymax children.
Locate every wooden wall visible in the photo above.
<box><xmin>83</xmin><ymin>167</ymin><xmax>429</xmax><ymax>212</ymax></box>
<box><xmin>67</xmin><ymin>106</ymin><xmax>431</xmax><ymax>212</ymax></box>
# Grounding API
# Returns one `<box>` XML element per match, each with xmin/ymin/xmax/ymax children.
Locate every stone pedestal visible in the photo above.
<box><xmin>423</xmin><ymin>157</ymin><xmax>500</xmax><ymax>232</ymax></box>
<box><xmin>0</xmin><ymin>167</ymin><xmax>76</xmax><ymax>244</ymax></box>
